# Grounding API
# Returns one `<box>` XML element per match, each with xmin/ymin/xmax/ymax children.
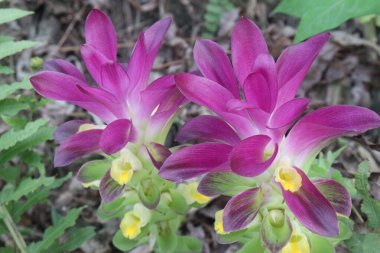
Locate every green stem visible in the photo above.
<box><xmin>0</xmin><ymin>204</ymin><xmax>27</xmax><ymax>253</ymax></box>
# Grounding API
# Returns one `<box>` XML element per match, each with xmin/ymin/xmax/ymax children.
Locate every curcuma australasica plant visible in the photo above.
<box><xmin>159</xmin><ymin>18</ymin><xmax>380</xmax><ymax>252</ymax></box>
<box><xmin>30</xmin><ymin>9</ymin><xmax>207</xmax><ymax>252</ymax></box>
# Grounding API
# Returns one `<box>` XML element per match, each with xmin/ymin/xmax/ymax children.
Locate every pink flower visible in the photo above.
<box><xmin>30</xmin><ymin>10</ymin><xmax>186</xmax><ymax>167</ymax></box>
<box><xmin>159</xmin><ymin>17</ymin><xmax>380</xmax><ymax>239</ymax></box>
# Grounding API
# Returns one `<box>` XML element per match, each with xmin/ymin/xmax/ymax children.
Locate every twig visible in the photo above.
<box><xmin>352</xmin><ymin>204</ymin><xmax>365</xmax><ymax>224</ymax></box>
<box><xmin>0</xmin><ymin>204</ymin><xmax>27</xmax><ymax>253</ymax></box>
<box><xmin>56</xmin><ymin>4</ymin><xmax>89</xmax><ymax>52</ymax></box>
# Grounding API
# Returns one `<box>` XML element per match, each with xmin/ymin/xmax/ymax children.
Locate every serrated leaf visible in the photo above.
<box><xmin>0</xmin><ymin>78</ymin><xmax>32</xmax><ymax>101</ymax></box>
<box><xmin>0</xmin><ymin>176</ymin><xmax>55</xmax><ymax>204</ymax></box>
<box><xmin>0</xmin><ymin>118</ymin><xmax>47</xmax><ymax>151</ymax></box>
<box><xmin>0</xmin><ymin>65</ymin><xmax>13</xmax><ymax>74</ymax></box>
<box><xmin>0</xmin><ymin>40</ymin><xmax>36</xmax><ymax>60</ymax></box>
<box><xmin>0</xmin><ymin>126</ymin><xmax>54</xmax><ymax>165</ymax></box>
<box><xmin>355</xmin><ymin>161</ymin><xmax>370</xmax><ymax>197</ymax></box>
<box><xmin>361</xmin><ymin>197</ymin><xmax>380</xmax><ymax>229</ymax></box>
<box><xmin>345</xmin><ymin>233</ymin><xmax>380</xmax><ymax>253</ymax></box>
<box><xmin>27</xmin><ymin>208</ymin><xmax>83</xmax><ymax>253</ymax></box>
<box><xmin>0</xmin><ymin>8</ymin><xmax>33</xmax><ymax>24</ymax></box>
<box><xmin>44</xmin><ymin>226</ymin><xmax>96</xmax><ymax>253</ymax></box>
<box><xmin>11</xmin><ymin>173</ymin><xmax>72</xmax><ymax>222</ymax></box>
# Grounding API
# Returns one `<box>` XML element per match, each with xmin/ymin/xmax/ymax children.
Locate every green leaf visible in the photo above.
<box><xmin>0</xmin><ymin>40</ymin><xmax>36</xmax><ymax>60</ymax></box>
<box><xmin>0</xmin><ymin>8</ymin><xmax>33</xmax><ymax>24</ymax></box>
<box><xmin>0</xmin><ymin>36</ymin><xmax>13</xmax><ymax>43</ymax></box>
<box><xmin>236</xmin><ymin>232</ymin><xmax>265</xmax><ymax>253</ymax></box>
<box><xmin>138</xmin><ymin>178</ymin><xmax>161</xmax><ymax>209</ymax></box>
<box><xmin>27</xmin><ymin>208</ymin><xmax>83</xmax><ymax>253</ymax></box>
<box><xmin>112</xmin><ymin>230</ymin><xmax>145</xmax><ymax>251</ymax></box>
<box><xmin>0</xmin><ymin>118</ymin><xmax>47</xmax><ymax>151</ymax></box>
<box><xmin>0</xmin><ymin>65</ymin><xmax>14</xmax><ymax>74</ymax></box>
<box><xmin>0</xmin><ymin>126</ymin><xmax>53</xmax><ymax>165</ymax></box>
<box><xmin>345</xmin><ymin>233</ymin><xmax>380</xmax><ymax>253</ymax></box>
<box><xmin>273</xmin><ymin>0</ymin><xmax>313</xmax><ymax>17</ymax></box>
<box><xmin>274</xmin><ymin>0</ymin><xmax>380</xmax><ymax>42</ymax></box>
<box><xmin>0</xmin><ymin>247</ymin><xmax>13</xmax><ymax>253</ymax></box>
<box><xmin>0</xmin><ymin>78</ymin><xmax>32</xmax><ymax>101</ymax></box>
<box><xmin>309</xmin><ymin>234</ymin><xmax>334</xmax><ymax>253</ymax></box>
<box><xmin>77</xmin><ymin>159</ymin><xmax>110</xmax><ymax>185</ymax></box>
<box><xmin>355</xmin><ymin>161</ymin><xmax>370</xmax><ymax>197</ymax></box>
<box><xmin>0</xmin><ymin>166</ymin><xmax>20</xmax><ymax>184</ymax></box>
<box><xmin>361</xmin><ymin>197</ymin><xmax>380</xmax><ymax>229</ymax></box>
<box><xmin>11</xmin><ymin>173</ymin><xmax>72</xmax><ymax>222</ymax></box>
<box><xmin>155</xmin><ymin>221</ymin><xmax>178</xmax><ymax>253</ymax></box>
<box><xmin>44</xmin><ymin>226</ymin><xmax>96</xmax><ymax>253</ymax></box>
<box><xmin>175</xmin><ymin>236</ymin><xmax>202</xmax><ymax>253</ymax></box>
<box><xmin>0</xmin><ymin>98</ymin><xmax>29</xmax><ymax>116</ymax></box>
<box><xmin>0</xmin><ymin>176</ymin><xmax>54</xmax><ymax>204</ymax></box>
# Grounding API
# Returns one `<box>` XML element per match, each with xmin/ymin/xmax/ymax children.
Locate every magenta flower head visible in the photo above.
<box><xmin>159</xmin><ymin>18</ymin><xmax>380</xmax><ymax>252</ymax></box>
<box><xmin>30</xmin><ymin>9</ymin><xmax>185</xmax><ymax>168</ymax></box>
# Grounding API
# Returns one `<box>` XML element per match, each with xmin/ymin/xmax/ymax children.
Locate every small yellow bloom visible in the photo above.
<box><xmin>178</xmin><ymin>182</ymin><xmax>210</xmax><ymax>205</ymax></box>
<box><xmin>275</xmin><ymin>165</ymin><xmax>302</xmax><ymax>192</ymax></box>
<box><xmin>214</xmin><ymin>210</ymin><xmax>227</xmax><ymax>235</ymax></box>
<box><xmin>110</xmin><ymin>149</ymin><xmax>142</xmax><ymax>186</ymax></box>
<box><xmin>120</xmin><ymin>203</ymin><xmax>151</xmax><ymax>239</ymax></box>
<box><xmin>120</xmin><ymin>212</ymin><xmax>141</xmax><ymax>239</ymax></box>
<box><xmin>77</xmin><ymin>123</ymin><xmax>102</xmax><ymax>132</ymax></box>
<box><xmin>282</xmin><ymin>233</ymin><xmax>310</xmax><ymax>253</ymax></box>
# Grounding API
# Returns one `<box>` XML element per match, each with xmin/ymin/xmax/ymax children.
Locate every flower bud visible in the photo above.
<box><xmin>268</xmin><ymin>209</ymin><xmax>285</xmax><ymax>227</ymax></box>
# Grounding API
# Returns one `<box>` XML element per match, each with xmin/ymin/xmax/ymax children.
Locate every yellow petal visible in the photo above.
<box><xmin>282</xmin><ymin>233</ymin><xmax>310</xmax><ymax>253</ymax></box>
<box><xmin>120</xmin><ymin>212</ymin><xmax>142</xmax><ymax>239</ymax></box>
<box><xmin>77</xmin><ymin>123</ymin><xmax>102</xmax><ymax>132</ymax></box>
<box><xmin>275</xmin><ymin>166</ymin><xmax>302</xmax><ymax>192</ymax></box>
<box><xmin>110</xmin><ymin>157</ymin><xmax>134</xmax><ymax>185</ymax></box>
<box><xmin>214</xmin><ymin>210</ymin><xmax>227</xmax><ymax>235</ymax></box>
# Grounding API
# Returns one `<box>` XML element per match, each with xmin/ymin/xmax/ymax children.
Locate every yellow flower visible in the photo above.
<box><xmin>110</xmin><ymin>148</ymin><xmax>142</xmax><ymax>185</ymax></box>
<box><xmin>214</xmin><ymin>210</ymin><xmax>227</xmax><ymax>235</ymax></box>
<box><xmin>275</xmin><ymin>163</ymin><xmax>302</xmax><ymax>192</ymax></box>
<box><xmin>120</xmin><ymin>203</ymin><xmax>151</xmax><ymax>239</ymax></box>
<box><xmin>178</xmin><ymin>182</ymin><xmax>210</xmax><ymax>205</ymax></box>
<box><xmin>282</xmin><ymin>232</ymin><xmax>310</xmax><ymax>253</ymax></box>
<box><xmin>77</xmin><ymin>123</ymin><xmax>103</xmax><ymax>132</ymax></box>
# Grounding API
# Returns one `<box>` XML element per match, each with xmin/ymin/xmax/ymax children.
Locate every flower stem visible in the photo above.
<box><xmin>0</xmin><ymin>204</ymin><xmax>27</xmax><ymax>253</ymax></box>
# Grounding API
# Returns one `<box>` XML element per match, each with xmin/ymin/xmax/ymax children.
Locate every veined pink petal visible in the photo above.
<box><xmin>44</xmin><ymin>59</ymin><xmax>86</xmax><ymax>82</ymax></box>
<box><xmin>314</xmin><ymin>179</ymin><xmax>352</xmax><ymax>216</ymax></box>
<box><xmin>99</xmin><ymin>119</ymin><xmax>134</xmax><ymax>155</ymax></box>
<box><xmin>230</xmin><ymin>135</ymin><xmax>278</xmax><ymax>177</ymax></box>
<box><xmin>232</xmin><ymin>17</ymin><xmax>268</xmax><ymax>85</ymax></box>
<box><xmin>53</xmin><ymin>120</ymin><xmax>89</xmax><ymax>144</ymax></box>
<box><xmin>159</xmin><ymin>143</ymin><xmax>232</xmax><ymax>182</ymax></box>
<box><xmin>85</xmin><ymin>9</ymin><xmax>117</xmax><ymax>61</ymax></box>
<box><xmin>243</xmin><ymin>54</ymin><xmax>277</xmax><ymax>113</ymax></box>
<box><xmin>54</xmin><ymin>129</ymin><xmax>102</xmax><ymax>167</ymax></box>
<box><xmin>276</xmin><ymin>33</ymin><xmax>330</xmax><ymax>106</ymax></box>
<box><xmin>100</xmin><ymin>62</ymin><xmax>130</xmax><ymax>95</ymax></box>
<box><xmin>223</xmin><ymin>187</ymin><xmax>264</xmax><ymax>232</ymax></box>
<box><xmin>194</xmin><ymin>39</ymin><xmax>239</xmax><ymax>98</ymax></box>
<box><xmin>175</xmin><ymin>73</ymin><xmax>235</xmax><ymax>114</ymax></box>
<box><xmin>280</xmin><ymin>167</ymin><xmax>339</xmax><ymax>237</ymax></box>
<box><xmin>267</xmin><ymin>98</ymin><xmax>310</xmax><ymax>129</ymax></box>
<box><xmin>81</xmin><ymin>44</ymin><xmax>110</xmax><ymax>86</ymax></box>
<box><xmin>30</xmin><ymin>71</ymin><xmax>122</xmax><ymax>123</ymax></box>
<box><xmin>127</xmin><ymin>17</ymin><xmax>172</xmax><ymax>92</ymax></box>
<box><xmin>176</xmin><ymin>115</ymin><xmax>240</xmax><ymax>145</ymax></box>
<box><xmin>286</xmin><ymin>105</ymin><xmax>380</xmax><ymax>166</ymax></box>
